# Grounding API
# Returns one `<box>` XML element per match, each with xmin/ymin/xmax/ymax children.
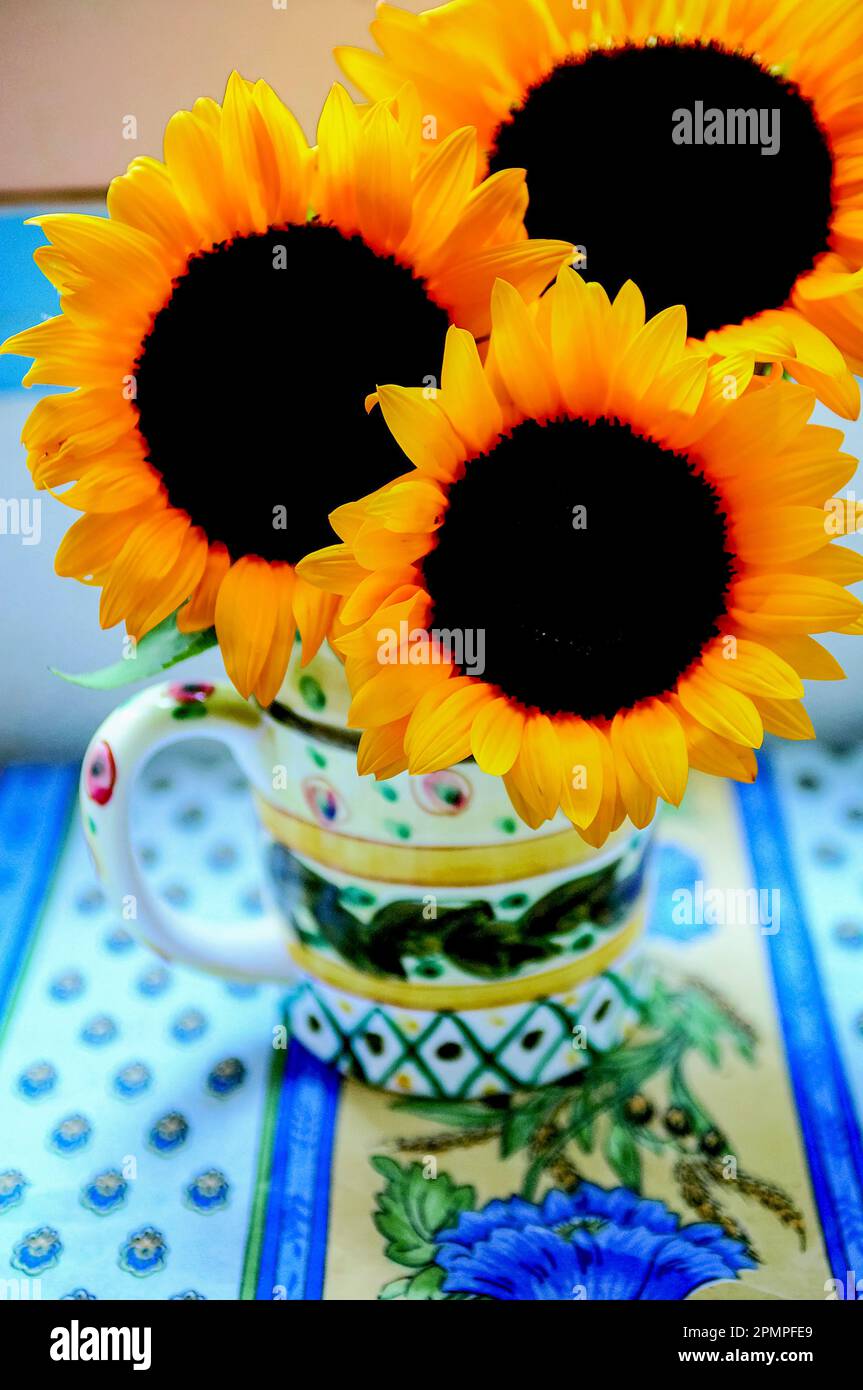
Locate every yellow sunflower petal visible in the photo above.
<box><xmin>405</xmin><ymin>679</ymin><xmax>495</xmax><ymax>772</ymax></box>
<box><xmin>730</xmin><ymin>574</ymin><xmax>863</xmax><ymax>634</ymax></box>
<box><xmin>509</xmin><ymin>713</ymin><xmax>562</xmax><ymax>823</ymax></box>
<box><xmin>556</xmin><ymin>718</ymin><xmax>604</xmax><ymax>828</ymax></box>
<box><xmin>375</xmin><ymin>385</ymin><xmax>465</xmax><ymax>480</ymax></box>
<box><xmin>177</xmin><ymin>542</ymin><xmax>231</xmax><ymax>633</ymax></box>
<box><xmin>754</xmin><ymin>697</ymin><xmax>816</xmax><ymax>741</ymax></box>
<box><xmin>732</xmin><ymin>506</ymin><xmax>834</xmax><ymax>565</ymax></box>
<box><xmin>366</xmin><ymin>478</ymin><xmax>447</xmax><ymax>532</ymax></box>
<box><xmin>609</xmin><ymin>716</ymin><xmax>658</xmax><ymax>829</ymax></box>
<box><xmin>403</xmin><ymin>125</ymin><xmax>478</xmax><ymax>260</ymax></box>
<box><xmin>470</xmin><ymin>696</ymin><xmax>526</xmax><ymax>776</ymax></box>
<box><xmin>354</xmin><ymin>100</ymin><xmax>413</xmax><ymax>254</ymax></box>
<box><xmin>214</xmin><ymin>556</ymin><xmax>279</xmax><ymax>700</ymax></box>
<box><xmin>619</xmin><ymin>700</ymin><xmax>689</xmax><ymax>806</ymax></box>
<box><xmin>125</xmin><ymin>525</ymin><xmax>208</xmax><ymax>639</ymax></box>
<box><xmin>671</xmin><ymin>698</ymin><xmax>758</xmax><ymax>782</ymax></box>
<box><xmin>314</xmin><ymin>83</ymin><xmax>361</xmax><ymax>232</ymax></box>
<box><xmin>357</xmin><ymin>719</ymin><xmax>411</xmax><ymax>779</ymax></box>
<box><xmin>744</xmin><ymin>633</ymin><xmax>845</xmax><ymax>682</ymax></box>
<box><xmin>348</xmin><ymin>661</ymin><xmax>452</xmax><ymax>728</ymax></box>
<box><xmin>702</xmin><ymin>638</ymin><xmax>805</xmax><ymax>700</ymax></box>
<box><xmin>677</xmin><ymin>667</ymin><xmax>764</xmax><ymax>748</ymax></box>
<box><xmin>295</xmin><ymin>544</ymin><xmax>371</xmax><ymax>595</ymax></box>
<box><xmin>432</xmin><ymin>240</ymin><xmax>574</xmax><ymax>338</ymax></box>
<box><xmin>489</xmin><ymin>277</ymin><xmax>559</xmax><ymax>418</ymax></box>
<box><xmin>439</xmin><ymin>325</ymin><xmax>503</xmax><ymax>452</ymax></box>
<box><xmin>292</xmin><ymin>574</ymin><xmax>340</xmax><ymax>666</ymax></box>
<box><xmin>54</xmin><ymin>506</ymin><xmax>156</xmax><ymax>581</ymax></box>
<box><xmin>339</xmin><ymin>566</ymin><xmax>421</xmax><ymax>627</ymax></box>
<box><xmin>574</xmin><ymin>726</ymin><xmax>623</xmax><ymax>846</ymax></box>
<box><xmin>253</xmin><ymin>564</ymin><xmax>298</xmax><ymax>707</ymax></box>
<box><xmin>99</xmin><ymin>509</ymin><xmax>190</xmax><ymax>631</ymax></box>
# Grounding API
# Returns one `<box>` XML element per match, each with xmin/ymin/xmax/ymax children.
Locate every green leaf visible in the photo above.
<box><xmin>51</xmin><ymin>612</ymin><xmax>217</xmax><ymax>689</ymax></box>
<box><xmin>371</xmin><ymin>1157</ymin><xmax>476</xmax><ymax>1270</ymax></box>
<box><xmin>604</xmin><ymin>1123</ymin><xmax>642</xmax><ymax>1190</ymax></box>
<box><xmin>694</xmin><ymin>1033</ymin><xmax>722</xmax><ymax>1067</ymax></box>
<box><xmin>378</xmin><ymin>1277</ymin><xmax>412</xmax><ymax>1300</ymax></box>
<box><xmin>403</xmin><ymin>1264</ymin><xmax>450</xmax><ymax>1300</ymax></box>
<box><xmin>569</xmin><ymin>1099</ymin><xmax>596</xmax><ymax>1154</ymax></box>
<box><xmin>389</xmin><ymin>1099</ymin><xmax>503</xmax><ymax>1129</ymax></box>
<box><xmin>379</xmin><ymin>1266</ymin><xmax>469</xmax><ymax>1301</ymax></box>
<box><xmin>500</xmin><ymin>1093</ymin><xmax>559</xmax><ymax>1159</ymax></box>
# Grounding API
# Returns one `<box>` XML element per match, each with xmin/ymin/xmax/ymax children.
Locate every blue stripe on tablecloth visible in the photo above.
<box><xmin>255</xmin><ymin>1039</ymin><xmax>341</xmax><ymax>1300</ymax></box>
<box><xmin>736</xmin><ymin>755</ymin><xmax>863</xmax><ymax>1280</ymax></box>
<box><xmin>0</xmin><ymin>764</ymin><xmax>77</xmax><ymax>1035</ymax></box>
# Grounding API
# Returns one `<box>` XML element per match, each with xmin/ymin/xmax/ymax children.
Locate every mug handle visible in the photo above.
<box><xmin>80</xmin><ymin>679</ymin><xmax>295</xmax><ymax>981</ymax></box>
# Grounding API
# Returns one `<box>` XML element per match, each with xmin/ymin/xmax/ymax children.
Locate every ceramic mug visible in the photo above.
<box><xmin>81</xmin><ymin>644</ymin><xmax>655</xmax><ymax>1099</ymax></box>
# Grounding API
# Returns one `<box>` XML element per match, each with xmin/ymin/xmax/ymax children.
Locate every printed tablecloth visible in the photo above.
<box><xmin>0</xmin><ymin>736</ymin><xmax>862</xmax><ymax>1301</ymax></box>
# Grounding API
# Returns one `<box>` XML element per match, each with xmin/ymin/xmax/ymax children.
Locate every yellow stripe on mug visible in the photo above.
<box><xmin>255</xmin><ymin>793</ymin><xmax>629</xmax><ymax>887</ymax></box>
<box><xmin>286</xmin><ymin>910</ymin><xmax>645</xmax><ymax>1011</ymax></box>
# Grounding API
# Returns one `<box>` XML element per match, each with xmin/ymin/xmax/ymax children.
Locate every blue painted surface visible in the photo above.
<box><xmin>256</xmin><ymin>1041</ymin><xmax>340</xmax><ymax>1301</ymax></box>
<box><xmin>0</xmin><ymin>764</ymin><xmax>77</xmax><ymax>1031</ymax></box>
<box><xmin>736</xmin><ymin>754</ymin><xmax>863</xmax><ymax>1280</ymax></box>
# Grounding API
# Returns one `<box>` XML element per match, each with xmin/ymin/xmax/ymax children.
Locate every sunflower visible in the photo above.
<box><xmin>337</xmin><ymin>0</ymin><xmax>863</xmax><ymax>417</ymax></box>
<box><xmin>298</xmin><ymin>268</ymin><xmax>863</xmax><ymax>845</ymax></box>
<box><xmin>1</xmin><ymin>73</ymin><xmax>572</xmax><ymax>704</ymax></box>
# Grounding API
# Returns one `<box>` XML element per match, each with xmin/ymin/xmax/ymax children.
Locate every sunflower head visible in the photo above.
<box><xmin>1</xmin><ymin>71</ymin><xmax>573</xmax><ymax>704</ymax></box>
<box><xmin>338</xmin><ymin>0</ymin><xmax>863</xmax><ymax>417</ymax></box>
<box><xmin>299</xmin><ymin>267</ymin><xmax>863</xmax><ymax>845</ymax></box>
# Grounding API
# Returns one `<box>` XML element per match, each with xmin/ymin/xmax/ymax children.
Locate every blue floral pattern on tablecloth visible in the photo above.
<box><xmin>0</xmin><ymin>742</ymin><xmax>282</xmax><ymax>1299</ymax></box>
<box><xmin>436</xmin><ymin>1185</ymin><xmax>756</xmax><ymax>1300</ymax></box>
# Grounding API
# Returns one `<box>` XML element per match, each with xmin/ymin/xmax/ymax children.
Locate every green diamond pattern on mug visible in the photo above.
<box><xmin>349</xmin><ymin>1007</ymin><xmax>411</xmax><ymax>1086</ymax></box>
<box><xmin>288</xmin><ymin>985</ymin><xmax>343</xmax><ymax>1065</ymax></box>
<box><xmin>416</xmin><ymin>1015</ymin><xmax>488</xmax><ymax>1093</ymax></box>
<box><xmin>284</xmin><ymin>954</ymin><xmax>650</xmax><ymax>1098</ymax></box>
<box><xmin>496</xmin><ymin>1003</ymin><xmax>573</xmax><ymax>1087</ymax></box>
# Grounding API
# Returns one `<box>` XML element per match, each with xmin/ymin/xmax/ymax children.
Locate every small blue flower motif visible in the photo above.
<box><xmin>81</xmin><ymin>1169</ymin><xmax>128</xmax><ymax>1215</ymax></box>
<box><xmin>435</xmin><ymin>1185</ymin><xmax>756</xmax><ymax>1301</ymax></box>
<box><xmin>148</xmin><ymin>1112</ymin><xmax>189</xmax><ymax>1155</ymax></box>
<box><xmin>136</xmin><ymin>965</ymin><xmax>171</xmax><ymax>997</ymax></box>
<box><xmin>171</xmin><ymin>1008</ymin><xmax>208</xmax><ymax>1043</ymax></box>
<box><xmin>50</xmin><ymin>1113</ymin><xmax>92</xmax><ymax>1155</ymax></box>
<box><xmin>11</xmin><ymin>1226</ymin><xmax>63</xmax><ymax>1275</ymax></box>
<box><xmin>113</xmin><ymin>1062</ymin><xmax>152</xmax><ymax>1100</ymax></box>
<box><xmin>75</xmin><ymin>887</ymin><xmax>105</xmax><ymax>915</ymax></box>
<box><xmin>17</xmin><ymin>1060</ymin><xmax>57</xmax><ymax>1100</ymax></box>
<box><xmin>0</xmin><ymin>1170</ymin><xmax>28</xmax><ymax>1213</ymax></box>
<box><xmin>224</xmin><ymin>981</ymin><xmax>259</xmax><ymax>999</ymax></box>
<box><xmin>185</xmin><ymin>1169</ymin><xmax>230</xmax><ymax>1214</ymax></box>
<box><xmin>49</xmin><ymin>969</ymin><xmax>85</xmax><ymax>1002</ymax></box>
<box><xmin>206</xmin><ymin>1057</ymin><xmax>247</xmax><ymax>1099</ymax></box>
<box><xmin>61</xmin><ymin>1288</ymin><xmax>97</xmax><ymax>1300</ymax></box>
<box><xmin>80</xmin><ymin>1014</ymin><xmax>118</xmax><ymax>1046</ymax></box>
<box><xmin>104</xmin><ymin>926</ymin><xmax>135</xmax><ymax>953</ymax></box>
<box><xmin>119</xmin><ymin>1226</ymin><xmax>168</xmax><ymax>1278</ymax></box>
<box><xmin>169</xmin><ymin>1289</ymin><xmax>206</xmax><ymax>1300</ymax></box>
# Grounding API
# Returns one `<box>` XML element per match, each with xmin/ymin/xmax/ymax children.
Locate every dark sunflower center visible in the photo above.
<box><xmin>422</xmin><ymin>418</ymin><xmax>735</xmax><ymax>720</ymax></box>
<box><xmin>133</xmin><ymin>223</ymin><xmax>450</xmax><ymax>563</ymax></box>
<box><xmin>488</xmin><ymin>40</ymin><xmax>834</xmax><ymax>337</ymax></box>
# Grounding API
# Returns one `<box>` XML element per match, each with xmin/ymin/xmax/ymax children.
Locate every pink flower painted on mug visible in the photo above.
<box><xmin>301</xmin><ymin>777</ymin><xmax>347</xmax><ymax>827</ymax></box>
<box><xmin>411</xmin><ymin>770</ymin><xmax>472</xmax><ymax>816</ymax></box>
<box><xmin>85</xmin><ymin>741</ymin><xmax>116</xmax><ymax>806</ymax></box>
<box><xmin>168</xmin><ymin>682</ymin><xmax>215</xmax><ymax>722</ymax></box>
<box><xmin>168</xmin><ymin>681</ymin><xmax>214</xmax><ymax>704</ymax></box>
